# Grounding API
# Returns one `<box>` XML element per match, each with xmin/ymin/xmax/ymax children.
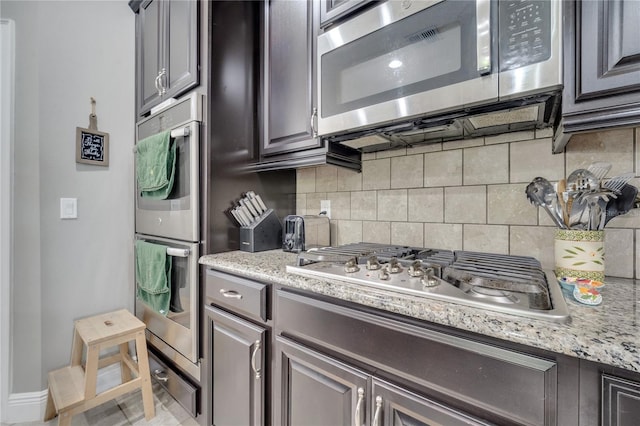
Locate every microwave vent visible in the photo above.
<box><xmin>407</xmin><ymin>26</ymin><xmax>440</xmax><ymax>44</ymax></box>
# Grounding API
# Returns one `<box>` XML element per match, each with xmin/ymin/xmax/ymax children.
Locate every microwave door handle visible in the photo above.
<box><xmin>476</xmin><ymin>0</ymin><xmax>491</xmax><ymax>75</ymax></box>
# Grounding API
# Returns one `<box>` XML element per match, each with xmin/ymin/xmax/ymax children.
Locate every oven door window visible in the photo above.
<box><xmin>137</xmin><ymin>131</ymin><xmax>191</xmax><ymax>211</ymax></box>
<box><xmin>165</xmin><ymin>254</ymin><xmax>191</xmax><ymax>329</ymax></box>
<box><xmin>321</xmin><ymin>1</ymin><xmax>481</xmax><ymax>118</ymax></box>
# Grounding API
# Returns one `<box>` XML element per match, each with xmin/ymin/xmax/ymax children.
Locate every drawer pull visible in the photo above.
<box><xmin>153</xmin><ymin>369</ymin><xmax>169</xmax><ymax>383</ymax></box>
<box><xmin>373</xmin><ymin>395</ymin><xmax>383</xmax><ymax>426</ymax></box>
<box><xmin>219</xmin><ymin>289</ymin><xmax>243</xmax><ymax>299</ymax></box>
<box><xmin>251</xmin><ymin>340</ymin><xmax>261</xmax><ymax>379</ymax></box>
<box><xmin>354</xmin><ymin>387</ymin><xmax>364</xmax><ymax>426</ymax></box>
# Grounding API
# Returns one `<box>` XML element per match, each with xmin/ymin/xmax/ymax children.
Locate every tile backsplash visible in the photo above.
<box><xmin>296</xmin><ymin>127</ymin><xmax>640</xmax><ymax>279</ymax></box>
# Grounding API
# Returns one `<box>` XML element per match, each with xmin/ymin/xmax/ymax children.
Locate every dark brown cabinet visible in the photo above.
<box><xmin>255</xmin><ymin>0</ymin><xmax>360</xmax><ymax>172</ymax></box>
<box><xmin>134</xmin><ymin>0</ymin><xmax>199</xmax><ymax>117</ymax></box>
<box><xmin>555</xmin><ymin>0</ymin><xmax>640</xmax><ymax>151</ymax></box>
<box><xmin>205</xmin><ymin>306</ymin><xmax>266</xmax><ymax>426</ymax></box>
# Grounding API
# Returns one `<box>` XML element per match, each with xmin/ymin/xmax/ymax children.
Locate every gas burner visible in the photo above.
<box><xmin>287</xmin><ymin>243</ymin><xmax>571</xmax><ymax>324</ymax></box>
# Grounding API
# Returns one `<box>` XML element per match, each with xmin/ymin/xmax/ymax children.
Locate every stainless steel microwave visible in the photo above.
<box><xmin>317</xmin><ymin>0</ymin><xmax>563</xmax><ymax>151</ymax></box>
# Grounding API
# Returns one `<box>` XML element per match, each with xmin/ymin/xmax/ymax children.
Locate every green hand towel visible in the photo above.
<box><xmin>136</xmin><ymin>130</ymin><xmax>176</xmax><ymax>199</ymax></box>
<box><xmin>135</xmin><ymin>240</ymin><xmax>171</xmax><ymax>316</ymax></box>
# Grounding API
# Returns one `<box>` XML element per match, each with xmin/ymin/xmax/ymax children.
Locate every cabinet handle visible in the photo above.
<box><xmin>219</xmin><ymin>289</ymin><xmax>243</xmax><ymax>299</ymax></box>
<box><xmin>154</xmin><ymin>72</ymin><xmax>162</xmax><ymax>96</ymax></box>
<box><xmin>372</xmin><ymin>395</ymin><xmax>383</xmax><ymax>426</ymax></box>
<box><xmin>158</xmin><ymin>68</ymin><xmax>167</xmax><ymax>95</ymax></box>
<box><xmin>153</xmin><ymin>368</ymin><xmax>169</xmax><ymax>383</ymax></box>
<box><xmin>250</xmin><ymin>340</ymin><xmax>261</xmax><ymax>379</ymax></box>
<box><xmin>354</xmin><ymin>387</ymin><xmax>364</xmax><ymax>426</ymax></box>
<box><xmin>310</xmin><ymin>107</ymin><xmax>318</xmax><ymax>138</ymax></box>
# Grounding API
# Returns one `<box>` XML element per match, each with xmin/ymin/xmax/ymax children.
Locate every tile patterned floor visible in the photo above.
<box><xmin>5</xmin><ymin>381</ymin><xmax>200</xmax><ymax>426</ymax></box>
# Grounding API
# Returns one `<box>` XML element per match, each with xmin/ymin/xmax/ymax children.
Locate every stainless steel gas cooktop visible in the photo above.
<box><xmin>286</xmin><ymin>243</ymin><xmax>571</xmax><ymax>324</ymax></box>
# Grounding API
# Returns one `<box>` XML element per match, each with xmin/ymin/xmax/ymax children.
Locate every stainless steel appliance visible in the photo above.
<box><xmin>283</xmin><ymin>215</ymin><xmax>331</xmax><ymax>253</ymax></box>
<box><xmin>317</xmin><ymin>0</ymin><xmax>563</xmax><ymax>151</ymax></box>
<box><xmin>134</xmin><ymin>93</ymin><xmax>203</xmax><ymax>417</ymax></box>
<box><xmin>287</xmin><ymin>243</ymin><xmax>571</xmax><ymax>323</ymax></box>
<box><xmin>135</xmin><ymin>93</ymin><xmax>202</xmax><ymax>242</ymax></box>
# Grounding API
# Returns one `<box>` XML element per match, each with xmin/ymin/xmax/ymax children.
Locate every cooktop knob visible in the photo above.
<box><xmin>387</xmin><ymin>257</ymin><xmax>402</xmax><ymax>274</ymax></box>
<box><xmin>366</xmin><ymin>256</ymin><xmax>381</xmax><ymax>270</ymax></box>
<box><xmin>421</xmin><ymin>268</ymin><xmax>438</xmax><ymax>287</ymax></box>
<box><xmin>408</xmin><ymin>261</ymin><xmax>424</xmax><ymax>277</ymax></box>
<box><xmin>344</xmin><ymin>257</ymin><xmax>360</xmax><ymax>273</ymax></box>
<box><xmin>378</xmin><ymin>267</ymin><xmax>390</xmax><ymax>280</ymax></box>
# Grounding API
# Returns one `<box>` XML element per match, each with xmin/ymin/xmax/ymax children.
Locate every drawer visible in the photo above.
<box><xmin>148</xmin><ymin>348</ymin><xmax>199</xmax><ymax>417</ymax></box>
<box><xmin>205</xmin><ymin>269</ymin><xmax>268</xmax><ymax>322</ymax></box>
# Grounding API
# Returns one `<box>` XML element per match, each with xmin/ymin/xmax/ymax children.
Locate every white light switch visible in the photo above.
<box><xmin>60</xmin><ymin>198</ymin><xmax>77</xmax><ymax>219</ymax></box>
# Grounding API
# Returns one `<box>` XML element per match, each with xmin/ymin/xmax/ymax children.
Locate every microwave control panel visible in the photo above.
<box><xmin>499</xmin><ymin>0</ymin><xmax>551</xmax><ymax>71</ymax></box>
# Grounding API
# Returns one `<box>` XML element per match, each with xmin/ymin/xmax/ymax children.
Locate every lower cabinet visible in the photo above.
<box><xmin>205</xmin><ymin>305</ymin><xmax>266</xmax><ymax>426</ymax></box>
<box><xmin>275</xmin><ymin>336</ymin><xmax>491</xmax><ymax>426</ymax></box>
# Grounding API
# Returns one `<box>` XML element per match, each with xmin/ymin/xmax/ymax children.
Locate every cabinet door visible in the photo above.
<box><xmin>275</xmin><ymin>336</ymin><xmax>369</xmax><ymax>426</ymax></box>
<box><xmin>602</xmin><ymin>374</ymin><xmax>640</xmax><ymax>426</ymax></box>
<box><xmin>164</xmin><ymin>0</ymin><xmax>198</xmax><ymax>100</ymax></box>
<box><xmin>262</xmin><ymin>0</ymin><xmax>322</xmax><ymax>156</ymax></box>
<box><xmin>137</xmin><ymin>0</ymin><xmax>163</xmax><ymax>114</ymax></box>
<box><xmin>371</xmin><ymin>378</ymin><xmax>491</xmax><ymax>426</ymax></box>
<box><xmin>577</xmin><ymin>0</ymin><xmax>640</xmax><ymax>100</ymax></box>
<box><xmin>206</xmin><ymin>306</ymin><xmax>266</xmax><ymax>426</ymax></box>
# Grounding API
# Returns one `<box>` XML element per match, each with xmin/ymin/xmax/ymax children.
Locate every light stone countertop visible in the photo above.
<box><xmin>200</xmin><ymin>250</ymin><xmax>640</xmax><ymax>374</ymax></box>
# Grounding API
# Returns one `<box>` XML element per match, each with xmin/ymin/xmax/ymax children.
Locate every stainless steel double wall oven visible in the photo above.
<box><xmin>134</xmin><ymin>92</ymin><xmax>202</xmax><ymax>416</ymax></box>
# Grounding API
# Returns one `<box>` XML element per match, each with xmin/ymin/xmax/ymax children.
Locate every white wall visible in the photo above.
<box><xmin>1</xmin><ymin>1</ymin><xmax>135</xmax><ymax>421</ymax></box>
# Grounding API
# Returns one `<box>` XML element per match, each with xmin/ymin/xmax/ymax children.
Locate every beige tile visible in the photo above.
<box><xmin>362</xmin><ymin>158</ymin><xmax>391</xmax><ymax>190</ymax></box>
<box><xmin>443</xmin><ymin>137</ymin><xmax>484</xmax><ymax>150</ymax></box>
<box><xmin>510</xmin><ymin>226</ymin><xmax>556</xmax><ymax>270</ymax></box>
<box><xmin>363</xmin><ymin>221</ymin><xmax>391</xmax><ymax>244</ymax></box>
<box><xmin>391</xmin><ymin>222</ymin><xmax>424</xmax><ymax>247</ymax></box>
<box><xmin>636</xmin><ymin>229</ymin><xmax>640</xmax><ymax>279</ymax></box>
<box><xmin>296</xmin><ymin>167</ymin><xmax>316</xmax><ymax>193</ymax></box>
<box><xmin>377</xmin><ymin>147</ymin><xmax>407</xmax><ymax>158</ymax></box>
<box><xmin>337</xmin><ymin>220</ymin><xmax>363</xmax><ymax>245</ymax></box>
<box><xmin>424</xmin><ymin>150</ymin><xmax>462</xmax><ymax>187</ymax></box>
<box><xmin>485</xmin><ymin>131</ymin><xmax>534</xmax><ymax>145</ymax></box>
<box><xmin>391</xmin><ymin>154</ymin><xmax>423</xmax><ymax>188</ymax></box>
<box><xmin>306</xmin><ymin>192</ymin><xmax>327</xmax><ymax>216</ymax></box>
<box><xmin>463</xmin><ymin>144</ymin><xmax>509</xmax><ymax>185</ymax></box>
<box><xmin>510</xmin><ymin>138</ymin><xmax>565</xmax><ymax>183</ymax></box>
<box><xmin>351</xmin><ymin>191</ymin><xmax>377</xmax><ymax>221</ymax></box>
<box><xmin>636</xmin><ymin>127</ymin><xmax>640</xmax><ymax>176</ymax></box>
<box><xmin>337</xmin><ymin>167</ymin><xmax>362</xmax><ymax>191</ymax></box>
<box><xmin>605</xmin><ymin>207</ymin><xmax>640</xmax><ymax>229</ymax></box>
<box><xmin>316</xmin><ymin>165</ymin><xmax>338</xmax><ymax>192</ymax></box>
<box><xmin>487</xmin><ymin>184</ymin><xmax>538</xmax><ymax>225</ymax></box>
<box><xmin>362</xmin><ymin>152</ymin><xmax>377</xmax><ymax>161</ymax></box>
<box><xmin>328</xmin><ymin>191</ymin><xmax>351</xmax><ymax>219</ymax></box>
<box><xmin>407</xmin><ymin>142</ymin><xmax>442</xmax><ymax>155</ymax></box>
<box><xmin>565</xmin><ymin>128</ymin><xmax>634</xmax><ymax>177</ymax></box>
<box><xmin>604</xmin><ymin>228</ymin><xmax>634</xmax><ymax>278</ymax></box>
<box><xmin>444</xmin><ymin>186</ymin><xmax>486</xmax><ymax>224</ymax></box>
<box><xmin>378</xmin><ymin>189</ymin><xmax>408</xmax><ymax>221</ymax></box>
<box><xmin>536</xmin><ymin>127</ymin><xmax>555</xmax><ymax>139</ymax></box>
<box><xmin>296</xmin><ymin>193</ymin><xmax>307</xmax><ymax>216</ymax></box>
<box><xmin>424</xmin><ymin>223</ymin><xmax>463</xmax><ymax>250</ymax></box>
<box><xmin>463</xmin><ymin>224</ymin><xmax>509</xmax><ymax>254</ymax></box>
<box><xmin>408</xmin><ymin>188</ymin><xmax>443</xmax><ymax>222</ymax></box>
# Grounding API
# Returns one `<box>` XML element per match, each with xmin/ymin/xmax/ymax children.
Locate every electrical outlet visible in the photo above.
<box><xmin>60</xmin><ymin>198</ymin><xmax>77</xmax><ymax>219</ymax></box>
<box><xmin>320</xmin><ymin>199</ymin><xmax>331</xmax><ymax>219</ymax></box>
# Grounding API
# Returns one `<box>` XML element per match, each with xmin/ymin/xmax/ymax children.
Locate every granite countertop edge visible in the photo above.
<box><xmin>200</xmin><ymin>250</ymin><xmax>640</xmax><ymax>374</ymax></box>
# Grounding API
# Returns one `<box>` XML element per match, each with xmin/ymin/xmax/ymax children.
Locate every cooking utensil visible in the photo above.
<box><xmin>603</xmin><ymin>183</ymin><xmax>638</xmax><ymax>227</ymax></box>
<box><xmin>603</xmin><ymin>172</ymin><xmax>634</xmax><ymax>194</ymax></box>
<box><xmin>566</xmin><ymin>168</ymin><xmax>599</xmax><ymax>193</ymax></box>
<box><xmin>587</xmin><ymin>161</ymin><xmax>612</xmax><ymax>181</ymax></box>
<box><xmin>556</xmin><ymin>179</ymin><xmax>568</xmax><ymax>226</ymax></box>
<box><xmin>577</xmin><ymin>190</ymin><xmax>616</xmax><ymax>230</ymax></box>
<box><xmin>525</xmin><ymin>177</ymin><xmax>567</xmax><ymax>229</ymax></box>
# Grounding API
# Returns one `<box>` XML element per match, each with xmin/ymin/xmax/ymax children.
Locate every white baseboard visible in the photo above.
<box><xmin>4</xmin><ymin>363</ymin><xmax>122</xmax><ymax>423</ymax></box>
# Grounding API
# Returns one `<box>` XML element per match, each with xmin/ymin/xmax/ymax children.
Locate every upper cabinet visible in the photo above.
<box><xmin>132</xmin><ymin>0</ymin><xmax>199</xmax><ymax>117</ymax></box>
<box><xmin>555</xmin><ymin>0</ymin><xmax>640</xmax><ymax>151</ymax></box>
<box><xmin>255</xmin><ymin>0</ymin><xmax>360</xmax><ymax>172</ymax></box>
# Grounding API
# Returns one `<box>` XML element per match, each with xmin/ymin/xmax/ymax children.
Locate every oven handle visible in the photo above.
<box><xmin>476</xmin><ymin>0</ymin><xmax>491</xmax><ymax>75</ymax></box>
<box><xmin>132</xmin><ymin>126</ymin><xmax>191</xmax><ymax>153</ymax></box>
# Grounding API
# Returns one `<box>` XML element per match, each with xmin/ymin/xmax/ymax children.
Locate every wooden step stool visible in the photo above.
<box><xmin>44</xmin><ymin>309</ymin><xmax>155</xmax><ymax>425</ymax></box>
